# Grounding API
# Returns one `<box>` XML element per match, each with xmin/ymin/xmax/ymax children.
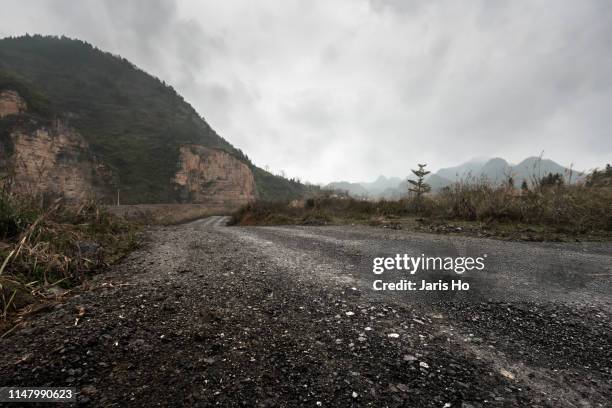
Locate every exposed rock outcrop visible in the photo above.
<box><xmin>1</xmin><ymin>88</ymin><xmax>257</xmax><ymax>208</ymax></box>
<box><xmin>0</xmin><ymin>90</ymin><xmax>27</xmax><ymax>118</ymax></box>
<box><xmin>174</xmin><ymin>145</ymin><xmax>256</xmax><ymax>209</ymax></box>
<box><xmin>0</xmin><ymin>109</ymin><xmax>113</xmax><ymax>202</ymax></box>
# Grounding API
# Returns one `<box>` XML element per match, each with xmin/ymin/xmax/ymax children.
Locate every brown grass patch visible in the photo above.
<box><xmin>231</xmin><ymin>180</ymin><xmax>612</xmax><ymax>240</ymax></box>
<box><xmin>0</xmin><ymin>193</ymin><xmax>139</xmax><ymax>327</ymax></box>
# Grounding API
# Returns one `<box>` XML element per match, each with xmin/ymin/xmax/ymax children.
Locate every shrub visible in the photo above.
<box><xmin>231</xmin><ymin>171</ymin><xmax>612</xmax><ymax>235</ymax></box>
<box><xmin>0</xmin><ymin>191</ymin><xmax>139</xmax><ymax>318</ymax></box>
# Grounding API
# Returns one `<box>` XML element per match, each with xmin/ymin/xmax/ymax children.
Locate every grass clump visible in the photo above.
<box><xmin>0</xmin><ymin>191</ymin><xmax>139</xmax><ymax>321</ymax></box>
<box><xmin>430</xmin><ymin>179</ymin><xmax>611</xmax><ymax>233</ymax></box>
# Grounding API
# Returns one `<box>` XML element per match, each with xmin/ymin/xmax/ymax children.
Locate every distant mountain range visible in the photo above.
<box><xmin>325</xmin><ymin>157</ymin><xmax>584</xmax><ymax>199</ymax></box>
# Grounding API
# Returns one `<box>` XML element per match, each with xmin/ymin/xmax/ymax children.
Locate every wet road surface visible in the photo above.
<box><xmin>1</xmin><ymin>217</ymin><xmax>610</xmax><ymax>407</ymax></box>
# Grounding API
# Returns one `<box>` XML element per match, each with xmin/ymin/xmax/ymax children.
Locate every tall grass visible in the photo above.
<box><xmin>231</xmin><ymin>178</ymin><xmax>612</xmax><ymax>235</ymax></box>
<box><xmin>0</xmin><ymin>191</ymin><xmax>139</xmax><ymax>319</ymax></box>
<box><xmin>431</xmin><ymin>180</ymin><xmax>611</xmax><ymax>232</ymax></box>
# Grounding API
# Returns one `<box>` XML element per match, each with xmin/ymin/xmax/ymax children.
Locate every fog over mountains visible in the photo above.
<box><xmin>326</xmin><ymin>157</ymin><xmax>583</xmax><ymax>199</ymax></box>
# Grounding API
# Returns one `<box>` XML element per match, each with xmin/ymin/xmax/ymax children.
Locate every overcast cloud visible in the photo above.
<box><xmin>1</xmin><ymin>0</ymin><xmax>611</xmax><ymax>183</ymax></box>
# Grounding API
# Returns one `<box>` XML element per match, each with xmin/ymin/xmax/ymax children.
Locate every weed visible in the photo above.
<box><xmin>0</xmin><ymin>191</ymin><xmax>139</xmax><ymax>319</ymax></box>
<box><xmin>232</xmin><ymin>171</ymin><xmax>612</xmax><ymax>239</ymax></box>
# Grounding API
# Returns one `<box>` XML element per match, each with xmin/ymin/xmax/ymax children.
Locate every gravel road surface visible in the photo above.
<box><xmin>1</xmin><ymin>216</ymin><xmax>610</xmax><ymax>407</ymax></box>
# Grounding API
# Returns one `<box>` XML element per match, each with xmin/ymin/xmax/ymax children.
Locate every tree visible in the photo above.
<box><xmin>540</xmin><ymin>173</ymin><xmax>564</xmax><ymax>188</ymax></box>
<box><xmin>521</xmin><ymin>180</ymin><xmax>529</xmax><ymax>191</ymax></box>
<box><xmin>407</xmin><ymin>163</ymin><xmax>431</xmax><ymax>198</ymax></box>
<box><xmin>586</xmin><ymin>164</ymin><xmax>612</xmax><ymax>187</ymax></box>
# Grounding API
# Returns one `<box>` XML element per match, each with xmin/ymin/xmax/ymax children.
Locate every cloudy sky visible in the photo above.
<box><xmin>2</xmin><ymin>0</ymin><xmax>611</xmax><ymax>183</ymax></box>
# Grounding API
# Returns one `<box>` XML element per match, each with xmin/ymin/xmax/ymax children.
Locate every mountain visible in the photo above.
<box><xmin>436</xmin><ymin>157</ymin><xmax>488</xmax><ymax>181</ymax></box>
<box><xmin>511</xmin><ymin>157</ymin><xmax>578</xmax><ymax>184</ymax></box>
<box><xmin>424</xmin><ymin>173</ymin><xmax>454</xmax><ymax>190</ymax></box>
<box><xmin>324</xmin><ymin>157</ymin><xmax>582</xmax><ymax>199</ymax></box>
<box><xmin>325</xmin><ymin>173</ymin><xmax>451</xmax><ymax>199</ymax></box>
<box><xmin>0</xmin><ymin>35</ymin><xmax>309</xmax><ymax>205</ymax></box>
<box><xmin>325</xmin><ymin>181</ymin><xmax>369</xmax><ymax>197</ymax></box>
<box><xmin>325</xmin><ymin>176</ymin><xmax>403</xmax><ymax>199</ymax></box>
<box><xmin>477</xmin><ymin>157</ymin><xmax>512</xmax><ymax>183</ymax></box>
<box><xmin>435</xmin><ymin>157</ymin><xmax>581</xmax><ymax>188</ymax></box>
<box><xmin>359</xmin><ymin>175</ymin><xmax>403</xmax><ymax>196</ymax></box>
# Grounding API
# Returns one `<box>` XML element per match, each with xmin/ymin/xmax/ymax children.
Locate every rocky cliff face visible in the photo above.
<box><xmin>1</xmin><ymin>89</ymin><xmax>258</xmax><ymax>208</ymax></box>
<box><xmin>0</xmin><ymin>90</ymin><xmax>27</xmax><ymax>118</ymax></box>
<box><xmin>8</xmin><ymin>123</ymin><xmax>114</xmax><ymax>202</ymax></box>
<box><xmin>174</xmin><ymin>145</ymin><xmax>256</xmax><ymax>209</ymax></box>
<box><xmin>0</xmin><ymin>91</ymin><xmax>113</xmax><ymax>203</ymax></box>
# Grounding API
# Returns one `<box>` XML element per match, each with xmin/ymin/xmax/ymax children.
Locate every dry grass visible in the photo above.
<box><xmin>429</xmin><ymin>180</ymin><xmax>611</xmax><ymax>232</ymax></box>
<box><xmin>231</xmin><ymin>178</ymin><xmax>612</xmax><ymax>240</ymax></box>
<box><xmin>0</xmin><ymin>192</ymin><xmax>139</xmax><ymax>323</ymax></box>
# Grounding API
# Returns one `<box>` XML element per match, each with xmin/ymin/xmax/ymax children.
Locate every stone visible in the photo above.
<box><xmin>0</xmin><ymin>90</ymin><xmax>26</xmax><ymax>118</ymax></box>
<box><xmin>3</xmin><ymin>118</ymin><xmax>113</xmax><ymax>203</ymax></box>
<box><xmin>173</xmin><ymin>145</ymin><xmax>256</xmax><ymax>209</ymax></box>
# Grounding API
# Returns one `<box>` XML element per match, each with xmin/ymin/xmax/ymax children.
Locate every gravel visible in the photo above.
<box><xmin>0</xmin><ymin>217</ymin><xmax>610</xmax><ymax>407</ymax></box>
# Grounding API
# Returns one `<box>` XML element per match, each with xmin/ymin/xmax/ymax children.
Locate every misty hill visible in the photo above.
<box><xmin>325</xmin><ymin>157</ymin><xmax>582</xmax><ymax>199</ymax></box>
<box><xmin>0</xmin><ymin>35</ymin><xmax>308</xmax><ymax>204</ymax></box>
<box><xmin>436</xmin><ymin>157</ymin><xmax>489</xmax><ymax>181</ymax></box>
<box><xmin>360</xmin><ymin>175</ymin><xmax>403</xmax><ymax>196</ymax></box>
<box><xmin>424</xmin><ymin>173</ymin><xmax>454</xmax><ymax>190</ymax></box>
<box><xmin>512</xmin><ymin>157</ymin><xmax>581</xmax><ymax>184</ymax></box>
<box><xmin>427</xmin><ymin>157</ymin><xmax>581</xmax><ymax>191</ymax></box>
<box><xmin>457</xmin><ymin>156</ymin><xmax>582</xmax><ymax>186</ymax></box>
<box><xmin>325</xmin><ymin>181</ymin><xmax>369</xmax><ymax>197</ymax></box>
<box><xmin>477</xmin><ymin>158</ymin><xmax>512</xmax><ymax>183</ymax></box>
<box><xmin>325</xmin><ymin>175</ymin><xmax>405</xmax><ymax>198</ymax></box>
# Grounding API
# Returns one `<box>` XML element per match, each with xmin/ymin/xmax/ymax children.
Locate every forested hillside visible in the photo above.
<box><xmin>0</xmin><ymin>35</ymin><xmax>308</xmax><ymax>203</ymax></box>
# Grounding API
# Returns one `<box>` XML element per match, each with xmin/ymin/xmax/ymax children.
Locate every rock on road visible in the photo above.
<box><xmin>1</xmin><ymin>216</ymin><xmax>611</xmax><ymax>407</ymax></box>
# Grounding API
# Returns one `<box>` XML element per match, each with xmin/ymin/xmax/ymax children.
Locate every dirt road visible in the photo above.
<box><xmin>1</xmin><ymin>217</ymin><xmax>611</xmax><ymax>407</ymax></box>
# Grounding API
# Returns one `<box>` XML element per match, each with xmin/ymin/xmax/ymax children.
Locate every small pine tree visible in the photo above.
<box><xmin>521</xmin><ymin>180</ymin><xmax>529</xmax><ymax>191</ymax></box>
<box><xmin>407</xmin><ymin>163</ymin><xmax>431</xmax><ymax>198</ymax></box>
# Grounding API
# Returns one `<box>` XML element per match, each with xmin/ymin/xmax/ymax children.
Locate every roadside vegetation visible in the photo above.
<box><xmin>231</xmin><ymin>165</ymin><xmax>612</xmax><ymax>241</ymax></box>
<box><xmin>0</xmin><ymin>190</ymin><xmax>139</xmax><ymax>332</ymax></box>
